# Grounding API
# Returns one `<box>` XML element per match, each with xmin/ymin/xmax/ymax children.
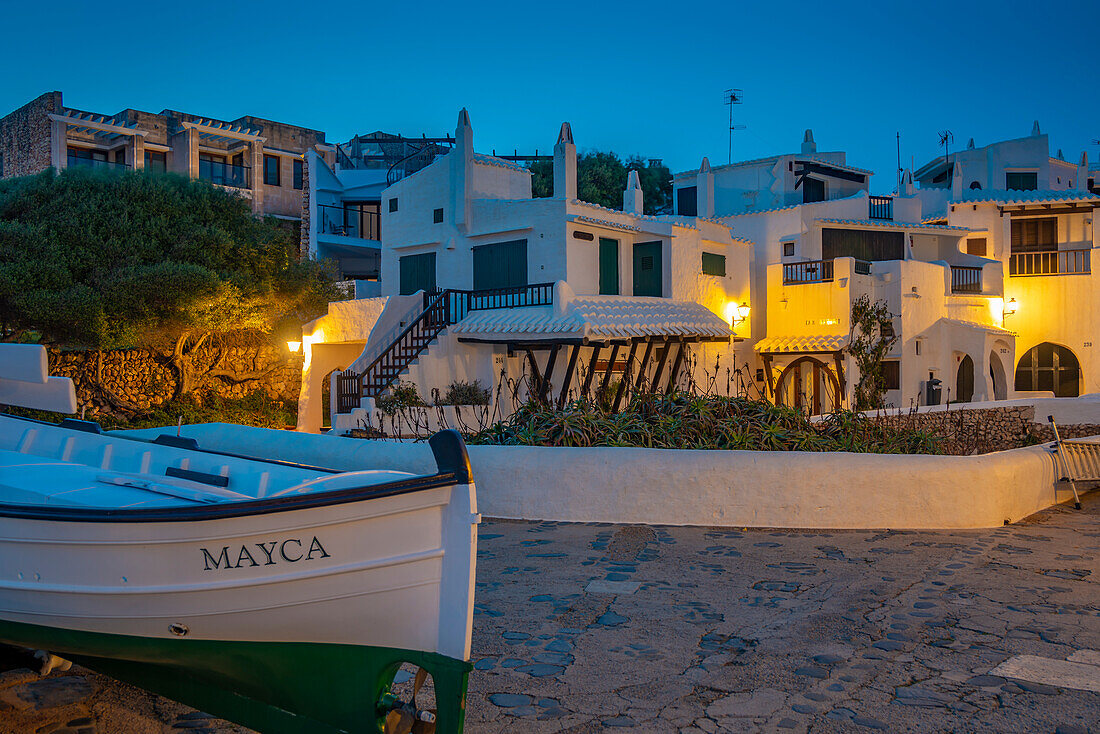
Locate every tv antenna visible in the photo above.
<box><xmin>938</xmin><ymin>130</ymin><xmax>954</xmax><ymax>175</ymax></box>
<box><xmin>724</xmin><ymin>89</ymin><xmax>745</xmax><ymax>165</ymax></box>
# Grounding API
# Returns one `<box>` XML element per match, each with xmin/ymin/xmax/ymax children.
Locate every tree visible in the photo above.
<box><xmin>846</xmin><ymin>295</ymin><xmax>897</xmax><ymax>411</ymax></box>
<box><xmin>528</xmin><ymin>152</ymin><xmax>671</xmax><ymax>215</ymax></box>
<box><xmin>0</xmin><ymin>168</ymin><xmax>338</xmax><ymax>405</ymax></box>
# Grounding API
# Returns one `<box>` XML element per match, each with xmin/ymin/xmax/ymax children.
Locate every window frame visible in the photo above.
<box><xmin>388</xmin><ymin>197</ymin><xmax>399</xmax><ymax>213</ymax></box>
<box><xmin>701</xmin><ymin>252</ymin><xmax>726</xmax><ymax>277</ymax></box>
<box><xmin>263</xmin><ymin>154</ymin><xmax>281</xmax><ymax>187</ymax></box>
<box><xmin>292</xmin><ymin>159</ymin><xmax>303</xmax><ymax>190</ymax></box>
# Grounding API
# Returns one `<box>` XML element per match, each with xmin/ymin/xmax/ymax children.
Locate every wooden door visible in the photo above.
<box><xmin>599</xmin><ymin>238</ymin><xmax>619</xmax><ymax>295</ymax></box>
<box><xmin>632</xmin><ymin>241</ymin><xmax>663</xmax><ymax>297</ymax></box>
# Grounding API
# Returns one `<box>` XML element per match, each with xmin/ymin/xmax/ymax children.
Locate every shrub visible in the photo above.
<box><xmin>376</xmin><ymin>382</ymin><xmax>426</xmax><ymax>415</ymax></box>
<box><xmin>437</xmin><ymin>380</ymin><xmax>491</xmax><ymax>406</ymax></box>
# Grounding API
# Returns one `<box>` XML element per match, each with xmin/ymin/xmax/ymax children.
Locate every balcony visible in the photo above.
<box><xmin>1010</xmin><ymin>249</ymin><xmax>1091</xmax><ymax>277</ymax></box>
<box><xmin>868</xmin><ymin>195</ymin><xmax>893</xmax><ymax>220</ymax></box>
<box><xmin>198</xmin><ymin>159</ymin><xmax>250</xmax><ymax>189</ymax></box>
<box><xmin>318</xmin><ymin>203</ymin><xmax>381</xmax><ymax>241</ymax></box>
<box><xmin>783</xmin><ymin>258</ymin><xmax>871</xmax><ymax>284</ymax></box>
<box><xmin>950</xmin><ymin>265</ymin><xmax>983</xmax><ymax>294</ymax></box>
<box><xmin>66</xmin><ymin>154</ymin><xmax>129</xmax><ymax>172</ymax></box>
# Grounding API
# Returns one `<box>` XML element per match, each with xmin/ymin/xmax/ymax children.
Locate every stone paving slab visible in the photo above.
<box><xmin>1</xmin><ymin>491</ymin><xmax>1098</xmax><ymax>733</ymax></box>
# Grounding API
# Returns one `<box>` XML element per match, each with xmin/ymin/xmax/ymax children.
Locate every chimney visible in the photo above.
<box><xmin>903</xmin><ymin>168</ymin><xmax>915</xmax><ymax>197</ymax></box>
<box><xmin>1077</xmin><ymin>152</ymin><xmax>1089</xmax><ymax>190</ymax></box>
<box><xmin>1031</xmin><ymin>120</ymin><xmax>1041</xmax><ymax>136</ymax></box>
<box><xmin>966</xmin><ymin>138</ymin><xmax>975</xmax><ymax>150</ymax></box>
<box><xmin>951</xmin><ymin>159</ymin><xmax>963</xmax><ymax>199</ymax></box>
<box><xmin>553</xmin><ymin>122</ymin><xmax>577</xmax><ymax>200</ymax></box>
<box><xmin>696</xmin><ymin>157</ymin><xmax>714</xmax><ymax>217</ymax></box>
<box><xmin>623</xmin><ymin>169</ymin><xmax>644</xmax><ymax>215</ymax></box>
<box><xmin>801</xmin><ymin>129</ymin><xmax>816</xmax><ymax>154</ymax></box>
<box><xmin>451</xmin><ymin>108</ymin><xmax>474</xmax><ymax>230</ymax></box>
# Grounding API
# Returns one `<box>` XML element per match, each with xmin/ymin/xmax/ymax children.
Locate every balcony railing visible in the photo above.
<box><xmin>783</xmin><ymin>259</ymin><xmax>834</xmax><ymax>284</ymax></box>
<box><xmin>868</xmin><ymin>195</ymin><xmax>893</xmax><ymax>220</ymax></box>
<box><xmin>1010</xmin><ymin>249</ymin><xmax>1091</xmax><ymax>277</ymax></box>
<box><xmin>66</xmin><ymin>154</ymin><xmax>129</xmax><ymax>172</ymax></box>
<box><xmin>198</xmin><ymin>159</ymin><xmax>250</xmax><ymax>189</ymax></box>
<box><xmin>318</xmin><ymin>203</ymin><xmax>381</xmax><ymax>241</ymax></box>
<box><xmin>951</xmin><ymin>265</ymin><xmax>983</xmax><ymax>294</ymax></box>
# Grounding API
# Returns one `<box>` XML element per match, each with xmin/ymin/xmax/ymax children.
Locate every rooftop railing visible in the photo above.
<box><xmin>1009</xmin><ymin>249</ymin><xmax>1091</xmax><ymax>277</ymax></box>
<box><xmin>868</xmin><ymin>195</ymin><xmax>893</xmax><ymax>220</ymax></box>
<box><xmin>783</xmin><ymin>259</ymin><xmax>834</xmax><ymax>284</ymax></box>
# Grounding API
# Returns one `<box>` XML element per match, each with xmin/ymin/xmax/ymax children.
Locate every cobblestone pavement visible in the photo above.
<box><xmin>1</xmin><ymin>493</ymin><xmax>1097</xmax><ymax>733</ymax></box>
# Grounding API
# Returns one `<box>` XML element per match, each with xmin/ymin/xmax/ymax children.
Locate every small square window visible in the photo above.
<box><xmin>701</xmin><ymin>252</ymin><xmax>726</xmax><ymax>276</ymax></box>
<box><xmin>293</xmin><ymin>159</ymin><xmax>303</xmax><ymax>190</ymax></box>
<box><xmin>388</xmin><ymin>198</ymin><xmax>399</xmax><ymax>213</ymax></box>
<box><xmin>433</xmin><ymin>207</ymin><xmax>444</xmax><ymax>223</ymax></box>
<box><xmin>783</xmin><ymin>242</ymin><xmax>795</xmax><ymax>257</ymax></box>
<box><xmin>966</xmin><ymin>238</ymin><xmax>987</xmax><ymax>256</ymax></box>
<box><xmin>263</xmin><ymin>155</ymin><xmax>280</xmax><ymax>186</ymax></box>
<box><xmin>883</xmin><ymin>360</ymin><xmax>900</xmax><ymax>390</ymax></box>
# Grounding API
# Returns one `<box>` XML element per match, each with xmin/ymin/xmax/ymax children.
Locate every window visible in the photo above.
<box><xmin>701</xmin><ymin>252</ymin><xmax>726</xmax><ymax>276</ymax></box>
<box><xmin>293</xmin><ymin>159</ymin><xmax>303</xmax><ymax>190</ymax></box>
<box><xmin>433</xmin><ymin>207</ymin><xmax>444</xmax><ymax>223</ymax></box>
<box><xmin>1005</xmin><ymin>171</ymin><xmax>1037</xmax><ymax>191</ymax></box>
<box><xmin>783</xmin><ymin>242</ymin><xmax>795</xmax><ymax>257</ymax></box>
<box><xmin>144</xmin><ymin>151</ymin><xmax>167</xmax><ymax>174</ymax></box>
<box><xmin>883</xmin><ymin>360</ymin><xmax>900</xmax><ymax>390</ymax></box>
<box><xmin>802</xmin><ymin>177</ymin><xmax>826</xmax><ymax>203</ymax></box>
<box><xmin>676</xmin><ymin>186</ymin><xmax>697</xmax><ymax>216</ymax></box>
<box><xmin>915</xmin><ymin>340</ymin><xmax>922</xmax><ymax>356</ymax></box>
<box><xmin>1010</xmin><ymin>218</ymin><xmax>1057</xmax><ymax>253</ymax></box>
<box><xmin>263</xmin><ymin>155</ymin><xmax>280</xmax><ymax>186</ymax></box>
<box><xmin>966</xmin><ymin>238</ymin><xmax>987</xmax><ymax>256</ymax></box>
<box><xmin>114</xmin><ymin>149</ymin><xmax>126</xmax><ymax>165</ymax></box>
<box><xmin>473</xmin><ymin>240</ymin><xmax>527</xmax><ymax>290</ymax></box>
<box><xmin>1014</xmin><ymin>342</ymin><xmax>1080</xmax><ymax>397</ymax></box>
<box><xmin>388</xmin><ymin>197</ymin><xmax>399</xmax><ymax>213</ymax></box>
<box><xmin>821</xmin><ymin>228</ymin><xmax>904</xmax><ymax>262</ymax></box>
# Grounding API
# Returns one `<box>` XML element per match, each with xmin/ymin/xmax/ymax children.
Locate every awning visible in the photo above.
<box><xmin>754</xmin><ymin>334</ymin><xmax>849</xmax><ymax>353</ymax></box>
<box><xmin>451</xmin><ymin>286</ymin><xmax>734</xmax><ymax>344</ymax></box>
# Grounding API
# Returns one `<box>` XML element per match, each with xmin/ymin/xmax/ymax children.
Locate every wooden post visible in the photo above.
<box><xmin>580</xmin><ymin>344</ymin><xmax>602</xmax><ymax>400</ymax></box>
<box><xmin>650</xmin><ymin>338</ymin><xmax>672</xmax><ymax>392</ymax></box>
<box><xmin>633</xmin><ymin>338</ymin><xmax>656</xmax><ymax>392</ymax></box>
<box><xmin>599</xmin><ymin>343</ymin><xmax>621</xmax><ymax>393</ymax></box>
<box><xmin>524</xmin><ymin>348</ymin><xmax>543</xmax><ymax>404</ymax></box>
<box><xmin>833</xmin><ymin>351</ymin><xmax>847</xmax><ymax>406</ymax></box>
<box><xmin>611</xmin><ymin>340</ymin><xmax>639</xmax><ymax>412</ymax></box>
<box><xmin>540</xmin><ymin>344</ymin><xmax>561</xmax><ymax>405</ymax></box>
<box><xmin>557</xmin><ymin>345</ymin><xmax>581</xmax><ymax>409</ymax></box>
<box><xmin>665</xmin><ymin>338</ymin><xmax>686</xmax><ymax>393</ymax></box>
<box><xmin>761</xmin><ymin>353</ymin><xmax>776</xmax><ymax>399</ymax></box>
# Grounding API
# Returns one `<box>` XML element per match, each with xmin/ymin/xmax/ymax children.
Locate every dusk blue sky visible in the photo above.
<box><xmin>2</xmin><ymin>0</ymin><xmax>1096</xmax><ymax>193</ymax></box>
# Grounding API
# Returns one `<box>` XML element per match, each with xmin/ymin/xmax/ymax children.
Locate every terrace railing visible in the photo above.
<box><xmin>950</xmin><ymin>265</ymin><xmax>983</xmax><ymax>294</ymax></box>
<box><xmin>66</xmin><ymin>155</ymin><xmax>129</xmax><ymax>172</ymax></box>
<box><xmin>1009</xmin><ymin>249</ymin><xmax>1091</xmax><ymax>277</ymax></box>
<box><xmin>868</xmin><ymin>195</ymin><xmax>893</xmax><ymax>220</ymax></box>
<box><xmin>783</xmin><ymin>259</ymin><xmax>834</xmax><ymax>284</ymax></box>
<box><xmin>317</xmin><ymin>203</ymin><xmax>381</xmax><ymax>241</ymax></box>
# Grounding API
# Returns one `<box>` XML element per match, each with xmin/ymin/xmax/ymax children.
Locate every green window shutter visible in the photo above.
<box><xmin>701</xmin><ymin>252</ymin><xmax>726</xmax><ymax>276</ymax></box>
<box><xmin>399</xmin><ymin>252</ymin><xmax>436</xmax><ymax>295</ymax></box>
<box><xmin>632</xmin><ymin>241</ymin><xmax>663</xmax><ymax>297</ymax></box>
<box><xmin>473</xmin><ymin>240</ymin><xmax>527</xmax><ymax>290</ymax></box>
<box><xmin>599</xmin><ymin>238</ymin><xmax>619</xmax><ymax>295</ymax></box>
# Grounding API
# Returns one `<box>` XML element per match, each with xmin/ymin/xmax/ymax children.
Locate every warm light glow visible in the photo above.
<box><xmin>736</xmin><ymin>302</ymin><xmax>751</xmax><ymax>322</ymax></box>
<box><xmin>287</xmin><ymin>341</ymin><xmax>302</xmax><ymax>353</ymax></box>
<box><xmin>723</xmin><ymin>301</ymin><xmax>751</xmax><ymax>327</ymax></box>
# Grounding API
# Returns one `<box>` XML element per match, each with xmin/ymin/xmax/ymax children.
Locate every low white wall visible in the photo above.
<box><xmin>846</xmin><ymin>394</ymin><xmax>1100</xmax><ymax>425</ymax></box>
<box><xmin>119</xmin><ymin>424</ymin><xmax>1088</xmax><ymax>530</ymax></box>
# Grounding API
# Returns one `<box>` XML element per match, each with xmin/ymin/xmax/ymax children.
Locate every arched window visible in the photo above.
<box><xmin>969</xmin><ymin>181</ymin><xmax>982</xmax><ymax>190</ymax></box>
<box><xmin>1015</xmin><ymin>343</ymin><xmax>1080</xmax><ymax>397</ymax></box>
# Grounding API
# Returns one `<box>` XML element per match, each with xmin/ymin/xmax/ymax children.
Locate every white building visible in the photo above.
<box><xmin>297</xmin><ymin>111</ymin><xmax>754</xmax><ymax>433</ymax></box>
<box><xmin>916</xmin><ymin>124</ymin><xmax>1100</xmax><ymax>397</ymax></box>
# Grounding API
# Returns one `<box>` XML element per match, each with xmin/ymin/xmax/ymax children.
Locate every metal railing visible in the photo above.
<box><xmin>783</xmin><ymin>259</ymin><xmax>834</xmax><ymax>284</ymax></box>
<box><xmin>425</xmin><ymin>282</ymin><xmax>555</xmax><ymax>324</ymax></box>
<box><xmin>317</xmin><ymin>203</ymin><xmax>381</xmax><ymax>241</ymax></box>
<box><xmin>1010</xmin><ymin>249</ymin><xmax>1091</xmax><ymax>277</ymax></box>
<box><xmin>853</xmin><ymin>259</ymin><xmax>872</xmax><ymax>275</ymax></box>
<box><xmin>66</xmin><ymin>154</ymin><xmax>129</xmax><ymax>171</ymax></box>
<box><xmin>868</xmin><ymin>195</ymin><xmax>893</xmax><ymax>220</ymax></box>
<box><xmin>198</xmin><ymin>159</ymin><xmax>250</xmax><ymax>189</ymax></box>
<box><xmin>950</xmin><ymin>265</ymin><xmax>983</xmax><ymax>294</ymax></box>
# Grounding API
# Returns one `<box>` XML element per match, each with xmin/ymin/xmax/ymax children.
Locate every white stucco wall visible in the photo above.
<box><xmin>120</xmin><ymin>423</ymin><xmax>1088</xmax><ymax>530</ymax></box>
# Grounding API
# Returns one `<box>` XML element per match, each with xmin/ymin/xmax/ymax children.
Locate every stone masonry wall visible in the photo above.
<box><xmin>0</xmin><ymin>91</ymin><xmax>59</xmax><ymax>178</ymax></box>
<box><xmin>46</xmin><ymin>335</ymin><xmax>303</xmax><ymax>416</ymax></box>
<box><xmin>868</xmin><ymin>405</ymin><xmax>1100</xmax><ymax>455</ymax></box>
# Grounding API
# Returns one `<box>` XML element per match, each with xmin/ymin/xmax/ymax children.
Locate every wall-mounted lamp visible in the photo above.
<box><xmin>1002</xmin><ymin>298</ymin><xmax>1017</xmax><ymax>319</ymax></box>
<box><xmin>735</xmin><ymin>302</ymin><xmax>751</xmax><ymax>324</ymax></box>
<box><xmin>724</xmin><ymin>301</ymin><xmax>751</xmax><ymax>327</ymax></box>
<box><xmin>287</xmin><ymin>340</ymin><xmax>302</xmax><ymax>353</ymax></box>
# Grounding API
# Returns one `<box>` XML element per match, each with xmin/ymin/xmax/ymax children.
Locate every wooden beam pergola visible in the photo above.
<box><xmin>612</xmin><ymin>340</ymin><xmax>640</xmax><ymax>412</ymax></box>
<box><xmin>556</xmin><ymin>345</ymin><xmax>581</xmax><ymax>409</ymax></box>
<box><xmin>665</xmin><ymin>338</ymin><xmax>687</xmax><ymax>393</ymax></box>
<box><xmin>580</xmin><ymin>344</ymin><xmax>603</xmax><ymax>400</ymax></box>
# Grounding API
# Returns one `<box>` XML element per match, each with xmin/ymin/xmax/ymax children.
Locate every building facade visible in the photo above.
<box><xmin>0</xmin><ymin>91</ymin><xmax>332</xmax><ymax>220</ymax></box>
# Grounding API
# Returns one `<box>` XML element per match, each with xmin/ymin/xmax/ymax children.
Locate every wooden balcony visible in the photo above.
<box><xmin>950</xmin><ymin>265</ymin><xmax>983</xmax><ymax>294</ymax></box>
<box><xmin>1009</xmin><ymin>249</ymin><xmax>1091</xmax><ymax>277</ymax></box>
<box><xmin>783</xmin><ymin>259</ymin><xmax>833</xmax><ymax>284</ymax></box>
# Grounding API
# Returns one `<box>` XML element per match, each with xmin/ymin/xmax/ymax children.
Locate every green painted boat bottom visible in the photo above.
<box><xmin>0</xmin><ymin>619</ymin><xmax>470</xmax><ymax>733</ymax></box>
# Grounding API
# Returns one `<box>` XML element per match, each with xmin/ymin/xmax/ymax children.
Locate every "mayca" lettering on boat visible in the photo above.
<box><xmin>201</xmin><ymin>537</ymin><xmax>331</xmax><ymax>571</ymax></box>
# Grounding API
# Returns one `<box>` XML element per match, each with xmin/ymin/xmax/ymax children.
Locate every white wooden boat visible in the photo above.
<box><xmin>0</xmin><ymin>346</ymin><xmax>478</xmax><ymax>733</ymax></box>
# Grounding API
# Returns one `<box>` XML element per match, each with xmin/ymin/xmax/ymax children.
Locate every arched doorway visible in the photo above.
<box><xmin>776</xmin><ymin>357</ymin><xmax>840</xmax><ymax>415</ymax></box>
<box><xmin>956</xmin><ymin>355</ymin><xmax>974</xmax><ymax>403</ymax></box>
<box><xmin>988</xmin><ymin>351</ymin><xmax>1008</xmax><ymax>400</ymax></box>
<box><xmin>1014</xmin><ymin>342</ymin><xmax>1081</xmax><ymax>397</ymax></box>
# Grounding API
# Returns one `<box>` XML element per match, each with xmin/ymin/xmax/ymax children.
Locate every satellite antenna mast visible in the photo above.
<box><xmin>896</xmin><ymin>132</ymin><xmax>902</xmax><ymax>193</ymax></box>
<box><xmin>723</xmin><ymin>89</ymin><xmax>745</xmax><ymax>165</ymax></box>
<box><xmin>938</xmin><ymin>129</ymin><xmax>954</xmax><ymax>179</ymax></box>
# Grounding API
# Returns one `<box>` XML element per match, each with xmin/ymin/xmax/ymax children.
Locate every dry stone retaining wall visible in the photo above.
<box><xmin>45</xmin><ymin>336</ymin><xmax>302</xmax><ymax>416</ymax></box>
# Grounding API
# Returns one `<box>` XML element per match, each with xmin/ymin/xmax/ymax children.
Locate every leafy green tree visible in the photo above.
<box><xmin>0</xmin><ymin>168</ymin><xmax>337</xmax><ymax>403</ymax></box>
<box><xmin>528</xmin><ymin>152</ymin><xmax>671</xmax><ymax>214</ymax></box>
